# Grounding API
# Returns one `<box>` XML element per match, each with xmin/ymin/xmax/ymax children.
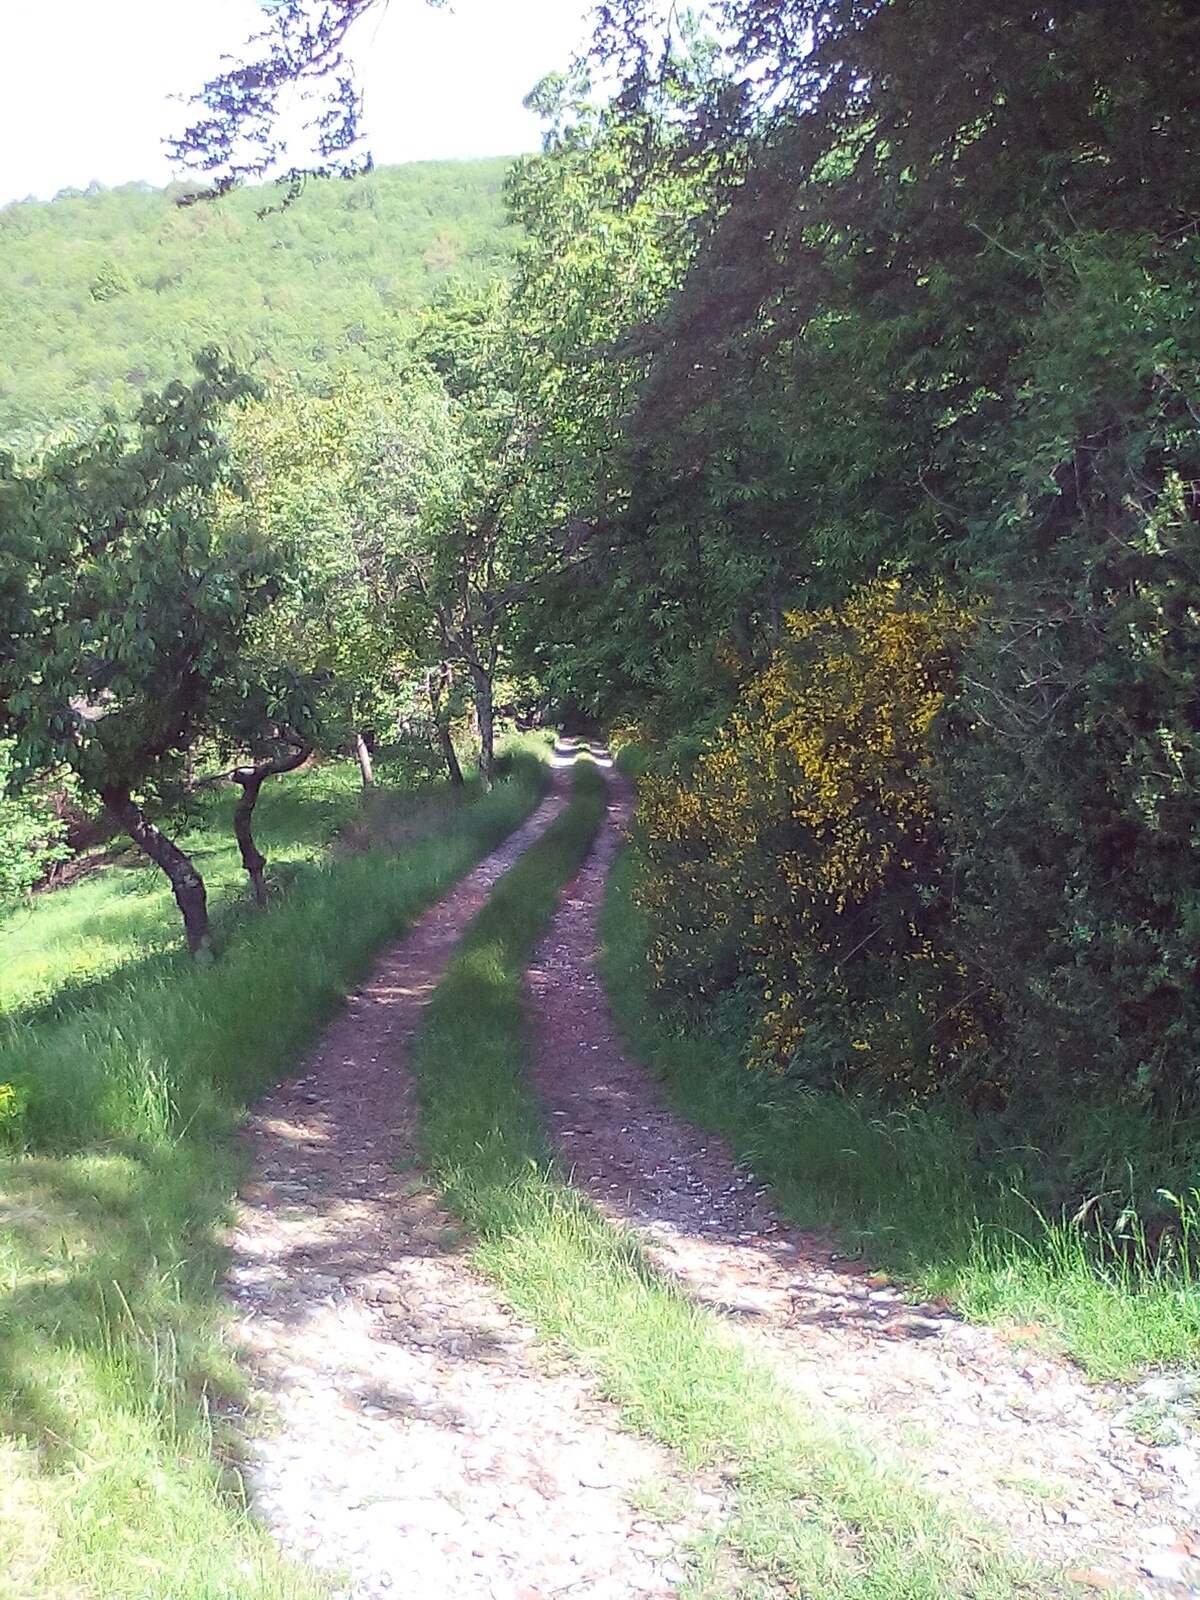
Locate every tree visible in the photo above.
<box><xmin>217</xmin><ymin>669</ymin><xmax>323</xmax><ymax>905</ymax></box>
<box><xmin>423</xmin><ymin>661</ymin><xmax>466</xmax><ymax>787</ymax></box>
<box><xmin>345</xmin><ymin>287</ymin><xmax>542</xmax><ymax>789</ymax></box>
<box><xmin>0</xmin><ymin>353</ymin><xmax>278</xmax><ymax>958</ymax></box>
<box><xmin>501</xmin><ymin>60</ymin><xmax>721</xmax><ymax>724</ymax></box>
<box><xmin>170</xmin><ymin>0</ymin><xmax>443</xmax><ymax>199</ymax></box>
<box><xmin>228</xmin><ymin>365</ymin><xmax>511</xmax><ymax>792</ymax></box>
<box><xmin>226</xmin><ymin>376</ymin><xmax>403</xmax><ymax>787</ymax></box>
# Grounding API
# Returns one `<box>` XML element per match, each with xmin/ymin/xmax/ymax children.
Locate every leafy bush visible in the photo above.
<box><xmin>0</xmin><ymin>742</ymin><xmax>68</xmax><ymax>910</ymax></box>
<box><xmin>943</xmin><ymin>517</ymin><xmax>1200</xmax><ymax>1120</ymax></box>
<box><xmin>637</xmin><ymin>580</ymin><xmax>977</xmax><ymax>1095</ymax></box>
<box><xmin>634</xmin><ymin>228</ymin><xmax>1200</xmax><ymax>1160</ymax></box>
<box><xmin>900</xmin><ymin>230</ymin><xmax>1200</xmax><ymax>1134</ymax></box>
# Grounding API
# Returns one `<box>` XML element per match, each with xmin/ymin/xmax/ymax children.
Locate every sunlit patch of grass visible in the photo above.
<box><xmin>0</xmin><ymin>1145</ymin><xmax>324</xmax><ymax>1600</ymax></box>
<box><xmin>408</xmin><ymin>766</ymin><xmax>1058</xmax><ymax>1600</ymax></box>
<box><xmin>599</xmin><ymin>843</ymin><xmax>1200</xmax><ymax>1381</ymax></box>
<box><xmin>0</xmin><ymin>761</ymin><xmax>361</xmax><ymax>1019</ymax></box>
<box><xmin>958</xmin><ymin>1193</ymin><xmax>1200</xmax><ymax>1377</ymax></box>
<box><xmin>0</xmin><ymin>745</ymin><xmax>549</xmax><ymax>1599</ymax></box>
<box><xmin>0</xmin><ymin>1437</ymin><xmax>59</xmax><ymax>1600</ymax></box>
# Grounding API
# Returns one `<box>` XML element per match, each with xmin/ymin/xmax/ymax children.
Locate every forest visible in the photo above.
<box><xmin>2</xmin><ymin>3</ymin><xmax>1200</xmax><ymax>1594</ymax></box>
<box><xmin>0</xmin><ymin>157</ymin><xmax>514</xmax><ymax>443</ymax></box>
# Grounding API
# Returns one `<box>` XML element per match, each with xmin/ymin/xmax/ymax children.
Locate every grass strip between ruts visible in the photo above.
<box><xmin>0</xmin><ymin>749</ymin><xmax>549</xmax><ymax>1600</ymax></box>
<box><xmin>408</xmin><ymin>761</ymin><xmax>1060</xmax><ymax>1600</ymax></box>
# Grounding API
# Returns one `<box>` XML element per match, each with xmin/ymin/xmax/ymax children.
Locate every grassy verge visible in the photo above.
<box><xmin>408</xmin><ymin>763</ymin><xmax>1054</xmax><ymax>1599</ymax></box>
<box><xmin>0</xmin><ymin>741</ymin><xmax>464</xmax><ymax>1020</ymax></box>
<box><xmin>0</xmin><ymin>744</ymin><xmax>548</xmax><ymax>1600</ymax></box>
<box><xmin>600</xmin><ymin>845</ymin><xmax>1200</xmax><ymax>1381</ymax></box>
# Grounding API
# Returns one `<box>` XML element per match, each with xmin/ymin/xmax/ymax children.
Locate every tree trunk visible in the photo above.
<box><xmin>232</xmin><ymin>773</ymin><xmax>268</xmax><ymax>906</ymax></box>
<box><xmin>468</xmin><ymin>663</ymin><xmax>495</xmax><ymax>791</ymax></box>
<box><xmin>438</xmin><ymin>721</ymin><xmax>465</xmax><ymax>788</ymax></box>
<box><xmin>428</xmin><ymin>665</ymin><xmax>464</xmax><ymax>787</ymax></box>
<box><xmin>100</xmin><ymin>785</ymin><xmax>213</xmax><ymax>961</ymax></box>
<box><xmin>354</xmin><ymin>731</ymin><xmax>375</xmax><ymax>788</ymax></box>
<box><xmin>231</xmin><ymin>745</ymin><xmax>310</xmax><ymax>907</ymax></box>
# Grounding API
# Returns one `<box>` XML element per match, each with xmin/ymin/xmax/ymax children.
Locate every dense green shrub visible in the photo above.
<box><xmin>636</xmin><ymin>252</ymin><xmax>1200</xmax><ymax>1142</ymax></box>
<box><xmin>938</xmin><ymin>232</ymin><xmax>1200</xmax><ymax>1121</ymax></box>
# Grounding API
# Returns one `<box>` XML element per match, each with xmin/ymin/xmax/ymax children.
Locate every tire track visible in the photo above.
<box><xmin>225</xmin><ymin>753</ymin><xmax>704</xmax><ymax>1600</ymax></box>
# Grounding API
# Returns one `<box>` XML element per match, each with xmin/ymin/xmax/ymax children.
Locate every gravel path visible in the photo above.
<box><xmin>525</xmin><ymin>764</ymin><xmax>1200</xmax><ymax>1600</ymax></box>
<box><xmin>225</xmin><ymin>760</ymin><xmax>712</xmax><ymax>1600</ymax></box>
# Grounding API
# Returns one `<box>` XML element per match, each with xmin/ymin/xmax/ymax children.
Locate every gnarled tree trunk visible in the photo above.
<box><xmin>232</xmin><ymin>774</ymin><xmax>268</xmax><ymax>906</ymax></box>
<box><xmin>100</xmin><ymin>785</ymin><xmax>213</xmax><ymax>960</ymax></box>
<box><xmin>231</xmin><ymin>745</ymin><xmax>310</xmax><ymax>906</ymax></box>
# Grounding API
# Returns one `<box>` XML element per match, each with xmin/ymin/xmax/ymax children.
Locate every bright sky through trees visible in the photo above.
<box><xmin>0</xmin><ymin>0</ymin><xmax>592</xmax><ymax>206</ymax></box>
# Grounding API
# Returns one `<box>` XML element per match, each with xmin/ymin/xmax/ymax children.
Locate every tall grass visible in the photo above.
<box><xmin>600</xmin><ymin>844</ymin><xmax>1200</xmax><ymax>1379</ymax></box>
<box><xmin>407</xmin><ymin>765</ymin><xmax>1052</xmax><ymax>1599</ymax></box>
<box><xmin>0</xmin><ymin>745</ymin><xmax>548</xmax><ymax>1600</ymax></box>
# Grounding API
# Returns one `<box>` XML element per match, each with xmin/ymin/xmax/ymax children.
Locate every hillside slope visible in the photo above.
<box><xmin>0</xmin><ymin>158</ymin><xmax>516</xmax><ymax>442</ymax></box>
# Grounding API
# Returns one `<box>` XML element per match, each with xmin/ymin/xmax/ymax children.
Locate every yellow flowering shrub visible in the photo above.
<box><xmin>637</xmin><ymin>580</ymin><xmax>983</xmax><ymax>1097</ymax></box>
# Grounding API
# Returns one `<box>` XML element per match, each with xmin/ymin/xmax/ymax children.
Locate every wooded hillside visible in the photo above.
<box><xmin>0</xmin><ymin>158</ymin><xmax>515</xmax><ymax>442</ymax></box>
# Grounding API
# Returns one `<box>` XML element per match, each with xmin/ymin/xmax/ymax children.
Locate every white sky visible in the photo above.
<box><xmin>0</xmin><ymin>0</ymin><xmax>595</xmax><ymax>207</ymax></box>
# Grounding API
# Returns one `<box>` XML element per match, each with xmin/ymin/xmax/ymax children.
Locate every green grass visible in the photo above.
<box><xmin>600</xmin><ymin>844</ymin><xmax>1200</xmax><ymax>1380</ymax></box>
<box><xmin>0</xmin><ymin>742</ymin><xmax>464</xmax><ymax>1022</ymax></box>
<box><xmin>0</xmin><ymin>741</ymin><xmax>549</xmax><ymax>1600</ymax></box>
<box><xmin>407</xmin><ymin>763</ymin><xmax>1056</xmax><ymax>1600</ymax></box>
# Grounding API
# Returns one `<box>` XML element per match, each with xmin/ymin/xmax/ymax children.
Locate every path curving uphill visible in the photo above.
<box><xmin>224</xmin><ymin>750</ymin><xmax>700</xmax><ymax>1600</ymax></box>
<box><xmin>524</xmin><ymin>762</ymin><xmax>1200</xmax><ymax>1600</ymax></box>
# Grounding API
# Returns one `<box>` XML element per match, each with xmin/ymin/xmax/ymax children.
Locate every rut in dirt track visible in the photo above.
<box><xmin>524</xmin><ymin>763</ymin><xmax>1200</xmax><ymax>1600</ymax></box>
<box><xmin>225</xmin><ymin>753</ymin><xmax>714</xmax><ymax>1600</ymax></box>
